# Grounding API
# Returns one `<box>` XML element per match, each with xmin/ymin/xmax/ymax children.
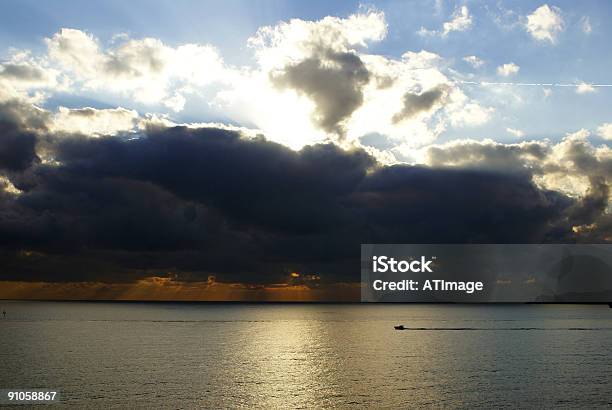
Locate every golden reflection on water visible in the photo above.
<box><xmin>233</xmin><ymin>306</ymin><xmax>450</xmax><ymax>408</ymax></box>
<box><xmin>238</xmin><ymin>313</ymin><xmax>331</xmax><ymax>408</ymax></box>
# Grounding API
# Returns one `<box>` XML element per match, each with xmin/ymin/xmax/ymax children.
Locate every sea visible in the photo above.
<box><xmin>0</xmin><ymin>302</ymin><xmax>611</xmax><ymax>408</ymax></box>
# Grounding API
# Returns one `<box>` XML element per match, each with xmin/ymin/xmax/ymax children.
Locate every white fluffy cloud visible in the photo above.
<box><xmin>419</xmin><ymin>6</ymin><xmax>472</xmax><ymax>37</ymax></box>
<box><xmin>442</xmin><ymin>6</ymin><xmax>473</xmax><ymax>36</ymax></box>
<box><xmin>451</xmin><ymin>104</ymin><xmax>493</xmax><ymax>127</ymax></box>
<box><xmin>45</xmin><ymin>28</ymin><xmax>225</xmax><ymax>111</ymax></box>
<box><xmin>0</xmin><ymin>50</ymin><xmax>68</xmax><ymax>104</ymax></box>
<box><xmin>422</xmin><ymin>131</ymin><xmax>612</xmax><ymax>203</ymax></box>
<box><xmin>497</xmin><ymin>62</ymin><xmax>520</xmax><ymax>77</ymax></box>
<box><xmin>597</xmin><ymin>123</ymin><xmax>612</xmax><ymax>140</ymax></box>
<box><xmin>51</xmin><ymin>106</ymin><xmax>139</xmax><ymax>136</ymax></box>
<box><xmin>247</xmin><ymin>11</ymin><xmax>387</xmax><ymax>71</ymax></box>
<box><xmin>525</xmin><ymin>4</ymin><xmax>564</xmax><ymax>43</ymax></box>
<box><xmin>506</xmin><ymin>127</ymin><xmax>524</xmax><ymax>138</ymax></box>
<box><xmin>463</xmin><ymin>55</ymin><xmax>484</xmax><ymax>68</ymax></box>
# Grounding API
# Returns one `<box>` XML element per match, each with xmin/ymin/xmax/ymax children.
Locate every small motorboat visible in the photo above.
<box><xmin>394</xmin><ymin>325</ymin><xmax>406</xmax><ymax>330</ymax></box>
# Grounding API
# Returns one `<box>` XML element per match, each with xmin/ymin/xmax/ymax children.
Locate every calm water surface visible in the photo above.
<box><xmin>1</xmin><ymin>302</ymin><xmax>611</xmax><ymax>408</ymax></box>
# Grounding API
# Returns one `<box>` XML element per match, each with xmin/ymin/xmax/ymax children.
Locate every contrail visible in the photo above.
<box><xmin>457</xmin><ymin>80</ymin><xmax>612</xmax><ymax>88</ymax></box>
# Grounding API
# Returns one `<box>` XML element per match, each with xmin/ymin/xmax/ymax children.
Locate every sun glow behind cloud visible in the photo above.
<box><xmin>1</xmin><ymin>9</ymin><xmax>497</xmax><ymax>156</ymax></box>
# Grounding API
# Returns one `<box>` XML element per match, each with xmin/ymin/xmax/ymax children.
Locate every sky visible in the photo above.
<box><xmin>2</xmin><ymin>0</ymin><xmax>612</xmax><ymax>144</ymax></box>
<box><xmin>0</xmin><ymin>0</ymin><xmax>611</xmax><ymax>301</ymax></box>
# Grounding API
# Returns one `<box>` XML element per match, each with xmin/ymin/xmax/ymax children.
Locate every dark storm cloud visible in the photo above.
<box><xmin>423</xmin><ymin>136</ymin><xmax>612</xmax><ymax>243</ymax></box>
<box><xmin>355</xmin><ymin>166</ymin><xmax>570</xmax><ymax>243</ymax></box>
<box><xmin>52</xmin><ymin>127</ymin><xmax>375</xmax><ymax>234</ymax></box>
<box><xmin>0</xmin><ymin>99</ymin><xmax>49</xmax><ymax>131</ymax></box>
<box><xmin>544</xmin><ymin>137</ymin><xmax>612</xmax><ymax>241</ymax></box>
<box><xmin>0</xmin><ymin>111</ymin><xmax>580</xmax><ymax>285</ymax></box>
<box><xmin>272</xmin><ymin>50</ymin><xmax>370</xmax><ymax>136</ymax></box>
<box><xmin>568</xmin><ymin>176</ymin><xmax>609</xmax><ymax>225</ymax></box>
<box><xmin>392</xmin><ymin>85</ymin><xmax>448</xmax><ymax>124</ymax></box>
<box><xmin>558</xmin><ymin>175</ymin><xmax>612</xmax><ymax>242</ymax></box>
<box><xmin>0</xmin><ymin>120</ymin><xmax>39</xmax><ymax>171</ymax></box>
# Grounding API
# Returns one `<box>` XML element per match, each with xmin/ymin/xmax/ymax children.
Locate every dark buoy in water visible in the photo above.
<box><xmin>394</xmin><ymin>325</ymin><xmax>406</xmax><ymax>330</ymax></box>
<box><xmin>608</xmin><ymin>303</ymin><xmax>612</xmax><ymax>308</ymax></box>
<box><xmin>2</xmin><ymin>310</ymin><xmax>5</xmax><ymax>318</ymax></box>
